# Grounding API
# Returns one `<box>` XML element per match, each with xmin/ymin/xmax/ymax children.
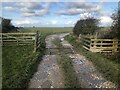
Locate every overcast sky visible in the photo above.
<box><xmin>1</xmin><ymin>0</ymin><xmax>119</xmax><ymax>27</ymax></box>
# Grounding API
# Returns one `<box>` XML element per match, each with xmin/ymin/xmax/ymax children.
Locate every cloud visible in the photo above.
<box><xmin>65</xmin><ymin>20</ymin><xmax>76</xmax><ymax>27</ymax></box>
<box><xmin>22</xmin><ymin>9</ymin><xmax>49</xmax><ymax>17</ymax></box>
<box><xmin>58</xmin><ymin>7</ymin><xmax>100</xmax><ymax>15</ymax></box>
<box><xmin>2</xmin><ymin>0</ymin><xmax>119</xmax><ymax>2</ymax></box>
<box><xmin>3</xmin><ymin>6</ymin><xmax>16</xmax><ymax>11</ymax></box>
<box><xmin>13</xmin><ymin>19</ymin><xmax>40</xmax><ymax>25</ymax></box>
<box><xmin>22</xmin><ymin>12</ymin><xmax>36</xmax><ymax>17</ymax></box>
<box><xmin>2</xmin><ymin>0</ymin><xmax>59</xmax><ymax>2</ymax></box>
<box><xmin>51</xmin><ymin>20</ymin><xmax>58</xmax><ymax>24</ymax></box>
<box><xmin>57</xmin><ymin>2</ymin><xmax>101</xmax><ymax>15</ymax></box>
<box><xmin>80</xmin><ymin>13</ymin><xmax>93</xmax><ymax>19</ymax></box>
<box><xmin>100</xmin><ymin>16</ymin><xmax>113</xmax><ymax>26</ymax></box>
<box><xmin>18</xmin><ymin>2</ymin><xmax>43</xmax><ymax>10</ymax></box>
<box><xmin>67</xmin><ymin>2</ymin><xmax>96</xmax><ymax>9</ymax></box>
<box><xmin>20</xmin><ymin>8</ymin><xmax>35</xmax><ymax>13</ymax></box>
<box><xmin>100</xmin><ymin>0</ymin><xmax>119</xmax><ymax>2</ymax></box>
<box><xmin>43</xmin><ymin>20</ymin><xmax>58</xmax><ymax>25</ymax></box>
<box><xmin>15</xmin><ymin>2</ymin><xmax>50</xmax><ymax>17</ymax></box>
<box><xmin>42</xmin><ymin>20</ymin><xmax>76</xmax><ymax>27</ymax></box>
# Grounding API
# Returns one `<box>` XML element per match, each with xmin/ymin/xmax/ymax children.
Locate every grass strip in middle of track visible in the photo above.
<box><xmin>53</xmin><ymin>38</ymin><xmax>81</xmax><ymax>88</ymax></box>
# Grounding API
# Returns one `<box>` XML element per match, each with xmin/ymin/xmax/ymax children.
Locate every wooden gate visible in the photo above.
<box><xmin>1</xmin><ymin>32</ymin><xmax>41</xmax><ymax>52</ymax></box>
<box><xmin>80</xmin><ymin>35</ymin><xmax>120</xmax><ymax>54</ymax></box>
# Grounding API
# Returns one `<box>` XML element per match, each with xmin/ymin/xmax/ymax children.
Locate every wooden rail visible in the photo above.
<box><xmin>1</xmin><ymin>31</ymin><xmax>41</xmax><ymax>52</ymax></box>
<box><xmin>80</xmin><ymin>35</ymin><xmax>120</xmax><ymax>54</ymax></box>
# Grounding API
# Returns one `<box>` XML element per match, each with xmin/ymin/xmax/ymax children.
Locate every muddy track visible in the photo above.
<box><xmin>29</xmin><ymin>33</ymin><xmax>116</xmax><ymax>88</ymax></box>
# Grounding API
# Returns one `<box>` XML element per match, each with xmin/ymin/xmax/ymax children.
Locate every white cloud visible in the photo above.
<box><xmin>66</xmin><ymin>20</ymin><xmax>76</xmax><ymax>25</ymax></box>
<box><xmin>44</xmin><ymin>20</ymin><xmax>58</xmax><ymax>25</ymax></box>
<box><xmin>100</xmin><ymin>16</ymin><xmax>113</xmax><ymax>26</ymax></box>
<box><xmin>16</xmin><ymin>2</ymin><xmax>50</xmax><ymax>17</ymax></box>
<box><xmin>2</xmin><ymin>0</ymin><xmax>119</xmax><ymax>2</ymax></box>
<box><xmin>22</xmin><ymin>13</ymin><xmax>36</xmax><ymax>17</ymax></box>
<box><xmin>3</xmin><ymin>6</ymin><xmax>16</xmax><ymax>11</ymax></box>
<box><xmin>67</xmin><ymin>2</ymin><xmax>96</xmax><ymax>9</ymax></box>
<box><xmin>80</xmin><ymin>13</ymin><xmax>93</xmax><ymax>19</ymax></box>
<box><xmin>58</xmin><ymin>8</ymin><xmax>100</xmax><ymax>15</ymax></box>
<box><xmin>18</xmin><ymin>2</ymin><xmax>42</xmax><ymax>10</ymax></box>
<box><xmin>13</xmin><ymin>19</ymin><xmax>40</xmax><ymax>25</ymax></box>
<box><xmin>100</xmin><ymin>0</ymin><xmax>119</xmax><ymax>2</ymax></box>
<box><xmin>22</xmin><ymin>9</ymin><xmax>48</xmax><ymax>17</ymax></box>
<box><xmin>20</xmin><ymin>8</ymin><xmax>35</xmax><ymax>13</ymax></box>
<box><xmin>51</xmin><ymin>20</ymin><xmax>58</xmax><ymax>25</ymax></box>
<box><xmin>43</xmin><ymin>20</ymin><xmax>76</xmax><ymax>26</ymax></box>
<box><xmin>2</xmin><ymin>0</ymin><xmax>59</xmax><ymax>2</ymax></box>
<box><xmin>36</xmin><ymin>9</ymin><xmax>49</xmax><ymax>16</ymax></box>
<box><xmin>57</xmin><ymin>2</ymin><xmax>101</xmax><ymax>15</ymax></box>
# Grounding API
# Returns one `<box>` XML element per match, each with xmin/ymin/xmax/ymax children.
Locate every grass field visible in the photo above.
<box><xmin>2</xmin><ymin>27</ymin><xmax>72</xmax><ymax>88</ymax></box>
<box><xmin>19</xmin><ymin>27</ymin><xmax>72</xmax><ymax>33</ymax></box>
<box><xmin>65</xmin><ymin>34</ymin><xmax>120</xmax><ymax>88</ymax></box>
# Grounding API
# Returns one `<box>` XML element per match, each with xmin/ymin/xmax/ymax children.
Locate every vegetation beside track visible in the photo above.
<box><xmin>2</xmin><ymin>31</ymin><xmax>46</xmax><ymax>88</ymax></box>
<box><xmin>65</xmin><ymin>34</ymin><xmax>120</xmax><ymax>88</ymax></box>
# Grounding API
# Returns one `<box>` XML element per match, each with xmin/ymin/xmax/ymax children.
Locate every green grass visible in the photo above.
<box><xmin>19</xmin><ymin>27</ymin><xmax>72</xmax><ymax>34</ymax></box>
<box><xmin>54</xmin><ymin>38</ymin><xmax>80</xmax><ymax>88</ymax></box>
<box><xmin>2</xmin><ymin>31</ymin><xmax>47</xmax><ymax>88</ymax></box>
<box><xmin>2</xmin><ymin>45</ymin><xmax>44</xmax><ymax>88</ymax></box>
<box><xmin>58</xmin><ymin>54</ymin><xmax>80</xmax><ymax>88</ymax></box>
<box><xmin>65</xmin><ymin>34</ymin><xmax>120</xmax><ymax>88</ymax></box>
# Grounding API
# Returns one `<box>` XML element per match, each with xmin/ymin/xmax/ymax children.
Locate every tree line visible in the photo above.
<box><xmin>0</xmin><ymin>17</ymin><xmax>18</xmax><ymax>33</ymax></box>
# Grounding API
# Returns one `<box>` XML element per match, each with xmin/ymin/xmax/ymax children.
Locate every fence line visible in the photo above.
<box><xmin>80</xmin><ymin>35</ymin><xmax>120</xmax><ymax>54</ymax></box>
<box><xmin>1</xmin><ymin>32</ymin><xmax>41</xmax><ymax>52</ymax></box>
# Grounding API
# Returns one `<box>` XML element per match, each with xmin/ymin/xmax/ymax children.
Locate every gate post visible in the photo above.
<box><xmin>34</xmin><ymin>31</ymin><xmax>38</xmax><ymax>52</ymax></box>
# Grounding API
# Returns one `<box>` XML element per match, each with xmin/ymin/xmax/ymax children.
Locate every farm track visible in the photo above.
<box><xmin>29</xmin><ymin>33</ymin><xmax>116</xmax><ymax>88</ymax></box>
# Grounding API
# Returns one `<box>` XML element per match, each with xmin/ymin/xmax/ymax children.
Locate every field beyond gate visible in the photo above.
<box><xmin>1</xmin><ymin>32</ymin><xmax>41</xmax><ymax>52</ymax></box>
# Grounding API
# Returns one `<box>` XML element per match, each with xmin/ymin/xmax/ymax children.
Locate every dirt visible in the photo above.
<box><xmin>29</xmin><ymin>33</ymin><xmax>116</xmax><ymax>88</ymax></box>
<box><xmin>29</xmin><ymin>35</ymin><xmax>64</xmax><ymax>88</ymax></box>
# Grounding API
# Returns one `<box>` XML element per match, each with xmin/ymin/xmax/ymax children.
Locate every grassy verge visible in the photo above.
<box><xmin>65</xmin><ymin>34</ymin><xmax>120</xmax><ymax>88</ymax></box>
<box><xmin>2</xmin><ymin>33</ymin><xmax>46</xmax><ymax>88</ymax></box>
<box><xmin>54</xmin><ymin>38</ymin><xmax>80</xmax><ymax>88</ymax></box>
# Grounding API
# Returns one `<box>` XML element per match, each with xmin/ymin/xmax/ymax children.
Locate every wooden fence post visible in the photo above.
<box><xmin>17</xmin><ymin>40</ymin><xmax>18</xmax><ymax>45</ymax></box>
<box><xmin>94</xmin><ymin>32</ymin><xmax>98</xmax><ymax>51</ymax></box>
<box><xmin>34</xmin><ymin>31</ymin><xmax>38</xmax><ymax>52</ymax></box>
<box><xmin>100</xmin><ymin>40</ymin><xmax>102</xmax><ymax>53</ymax></box>
<box><xmin>112</xmin><ymin>39</ymin><xmax>118</xmax><ymax>54</ymax></box>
